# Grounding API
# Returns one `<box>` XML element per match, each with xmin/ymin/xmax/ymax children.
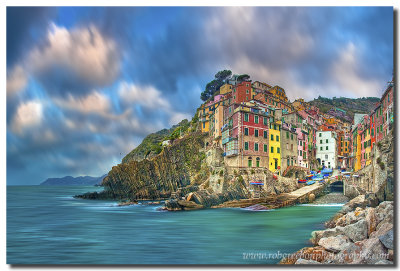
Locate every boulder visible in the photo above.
<box><xmin>310</xmin><ymin>228</ymin><xmax>342</xmax><ymax>245</ymax></box>
<box><xmin>378</xmin><ymin>230</ymin><xmax>393</xmax><ymax>250</ymax></box>
<box><xmin>371</xmin><ymin>222</ymin><xmax>393</xmax><ymax>239</ymax></box>
<box><xmin>388</xmin><ymin>249</ymin><xmax>393</xmax><ymax>261</ymax></box>
<box><xmin>338</xmin><ymin>219</ymin><xmax>368</xmax><ymax>242</ymax></box>
<box><xmin>335</xmin><ymin>215</ymin><xmax>347</xmax><ymax>227</ymax></box>
<box><xmin>344</xmin><ymin>208</ymin><xmax>365</xmax><ymax>226</ymax></box>
<box><xmin>318</xmin><ymin>235</ymin><xmax>353</xmax><ymax>253</ymax></box>
<box><xmin>347</xmin><ymin>195</ymin><xmax>366</xmax><ymax>210</ymax></box>
<box><xmin>335</xmin><ymin>242</ymin><xmax>363</xmax><ymax>264</ymax></box>
<box><xmin>365</xmin><ymin>207</ymin><xmax>378</xmax><ymax>236</ymax></box>
<box><xmin>295</xmin><ymin>259</ymin><xmax>321</xmax><ymax>264</ymax></box>
<box><xmin>375</xmin><ymin>201</ymin><xmax>393</xmax><ymax>223</ymax></box>
<box><xmin>308</xmin><ymin>193</ymin><xmax>315</xmax><ymax>202</ymax></box>
<box><xmin>365</xmin><ymin>192</ymin><xmax>379</xmax><ymax>207</ymax></box>
<box><xmin>357</xmin><ymin>237</ymin><xmax>388</xmax><ymax>264</ymax></box>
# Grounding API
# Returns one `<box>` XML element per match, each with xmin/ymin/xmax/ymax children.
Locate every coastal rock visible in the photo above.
<box><xmin>338</xmin><ymin>219</ymin><xmax>368</xmax><ymax>242</ymax></box>
<box><xmin>318</xmin><ymin>235</ymin><xmax>353</xmax><ymax>253</ymax></box>
<box><xmin>344</xmin><ymin>208</ymin><xmax>365</xmax><ymax>225</ymax></box>
<box><xmin>365</xmin><ymin>192</ymin><xmax>379</xmax><ymax>207</ymax></box>
<box><xmin>378</xmin><ymin>230</ymin><xmax>393</xmax><ymax>250</ymax></box>
<box><xmin>365</xmin><ymin>207</ymin><xmax>377</xmax><ymax>236</ymax></box>
<box><xmin>243</xmin><ymin>204</ymin><xmax>269</xmax><ymax>211</ymax></box>
<box><xmin>356</xmin><ymin>237</ymin><xmax>388</xmax><ymax>264</ymax></box>
<box><xmin>370</xmin><ymin>222</ymin><xmax>393</xmax><ymax>239</ymax></box>
<box><xmin>325</xmin><ymin>213</ymin><xmax>344</xmax><ymax>228</ymax></box>
<box><xmin>281</xmin><ymin>246</ymin><xmax>333</xmax><ymax>264</ymax></box>
<box><xmin>295</xmin><ymin>259</ymin><xmax>321</xmax><ymax>264</ymax></box>
<box><xmin>308</xmin><ymin>193</ymin><xmax>315</xmax><ymax>202</ymax></box>
<box><xmin>310</xmin><ymin>228</ymin><xmax>342</xmax><ymax>245</ymax></box>
<box><xmin>375</xmin><ymin>201</ymin><xmax>393</xmax><ymax>223</ymax></box>
<box><xmin>335</xmin><ymin>242</ymin><xmax>363</xmax><ymax>264</ymax></box>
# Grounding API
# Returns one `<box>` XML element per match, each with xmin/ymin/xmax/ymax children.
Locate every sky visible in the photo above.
<box><xmin>6</xmin><ymin>6</ymin><xmax>393</xmax><ymax>185</ymax></box>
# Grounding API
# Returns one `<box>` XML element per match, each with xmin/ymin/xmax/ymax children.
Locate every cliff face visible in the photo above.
<box><xmin>95</xmin><ymin>132</ymin><xmax>209</xmax><ymax>200</ymax></box>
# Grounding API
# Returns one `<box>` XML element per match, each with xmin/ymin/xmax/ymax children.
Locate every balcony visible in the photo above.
<box><xmin>226</xmin><ymin>149</ymin><xmax>239</xmax><ymax>157</ymax></box>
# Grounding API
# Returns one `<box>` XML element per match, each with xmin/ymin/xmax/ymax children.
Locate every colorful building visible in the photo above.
<box><xmin>209</xmin><ymin>103</ymin><xmax>225</xmax><ymax>147</ymax></box>
<box><xmin>219</xmin><ymin>83</ymin><xmax>233</xmax><ymax>95</ymax></box>
<box><xmin>381</xmin><ymin>81</ymin><xmax>394</xmax><ymax>137</ymax></box>
<box><xmin>281</xmin><ymin>122</ymin><xmax>298</xmax><ymax>173</ymax></box>
<box><xmin>222</xmin><ymin>103</ymin><xmax>271</xmax><ymax>169</ymax></box>
<box><xmin>269</xmin><ymin>120</ymin><xmax>281</xmax><ymax>174</ymax></box>
<box><xmin>270</xmin><ymin>85</ymin><xmax>289</xmax><ymax>102</ymax></box>
<box><xmin>316</xmin><ymin>131</ymin><xmax>337</xmax><ymax>169</ymax></box>
<box><xmin>231</xmin><ymin>81</ymin><xmax>253</xmax><ymax>104</ymax></box>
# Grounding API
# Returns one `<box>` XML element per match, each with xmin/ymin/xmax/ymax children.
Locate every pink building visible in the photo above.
<box><xmin>295</xmin><ymin>127</ymin><xmax>308</xmax><ymax>168</ymax></box>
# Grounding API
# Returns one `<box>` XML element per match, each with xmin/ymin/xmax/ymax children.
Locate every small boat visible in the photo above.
<box><xmin>306</xmin><ymin>180</ymin><xmax>315</xmax><ymax>185</ymax></box>
<box><xmin>314</xmin><ymin>177</ymin><xmax>323</xmax><ymax>181</ymax></box>
<box><xmin>298</xmin><ymin>179</ymin><xmax>307</xmax><ymax>183</ymax></box>
<box><xmin>250</xmin><ymin>181</ymin><xmax>264</xmax><ymax>185</ymax></box>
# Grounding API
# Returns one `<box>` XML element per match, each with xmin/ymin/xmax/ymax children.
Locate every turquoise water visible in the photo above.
<box><xmin>7</xmin><ymin>186</ymin><xmax>342</xmax><ymax>264</ymax></box>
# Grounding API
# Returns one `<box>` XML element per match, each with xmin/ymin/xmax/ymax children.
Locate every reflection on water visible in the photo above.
<box><xmin>7</xmin><ymin>186</ymin><xmax>342</xmax><ymax>264</ymax></box>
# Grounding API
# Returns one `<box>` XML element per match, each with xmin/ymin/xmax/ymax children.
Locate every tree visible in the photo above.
<box><xmin>237</xmin><ymin>74</ymin><xmax>250</xmax><ymax>82</ymax></box>
<box><xmin>215</xmin><ymin>70</ymin><xmax>232</xmax><ymax>82</ymax></box>
<box><xmin>200</xmin><ymin>70</ymin><xmax>232</xmax><ymax>101</ymax></box>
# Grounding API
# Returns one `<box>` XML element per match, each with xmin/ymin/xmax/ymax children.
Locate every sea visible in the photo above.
<box><xmin>7</xmin><ymin>185</ymin><xmax>343</xmax><ymax>264</ymax></box>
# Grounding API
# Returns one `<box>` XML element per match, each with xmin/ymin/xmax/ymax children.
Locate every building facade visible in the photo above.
<box><xmin>316</xmin><ymin>131</ymin><xmax>337</xmax><ymax>169</ymax></box>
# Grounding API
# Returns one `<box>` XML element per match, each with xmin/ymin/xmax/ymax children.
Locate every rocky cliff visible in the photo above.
<box><xmin>76</xmin><ymin>131</ymin><xmax>210</xmax><ymax>201</ymax></box>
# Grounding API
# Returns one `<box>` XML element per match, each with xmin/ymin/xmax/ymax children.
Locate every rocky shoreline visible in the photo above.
<box><xmin>280</xmin><ymin>194</ymin><xmax>394</xmax><ymax>265</ymax></box>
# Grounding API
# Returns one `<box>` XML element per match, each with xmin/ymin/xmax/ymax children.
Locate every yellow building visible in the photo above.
<box><xmin>219</xmin><ymin>83</ymin><xmax>233</xmax><ymax>95</ymax></box>
<box><xmin>292</xmin><ymin>98</ymin><xmax>306</xmax><ymax>111</ymax></box>
<box><xmin>199</xmin><ymin>104</ymin><xmax>211</xmax><ymax>133</ymax></box>
<box><xmin>354</xmin><ymin>133</ymin><xmax>362</xmax><ymax>171</ymax></box>
<box><xmin>269</xmin><ymin>121</ymin><xmax>281</xmax><ymax>174</ymax></box>
<box><xmin>270</xmin><ymin>86</ymin><xmax>288</xmax><ymax>102</ymax></box>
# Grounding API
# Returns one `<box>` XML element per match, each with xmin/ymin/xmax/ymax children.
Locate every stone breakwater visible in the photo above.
<box><xmin>280</xmin><ymin>194</ymin><xmax>394</xmax><ymax>265</ymax></box>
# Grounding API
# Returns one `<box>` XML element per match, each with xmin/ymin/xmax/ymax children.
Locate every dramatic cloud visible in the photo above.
<box><xmin>27</xmin><ymin>23</ymin><xmax>121</xmax><ymax>97</ymax></box>
<box><xmin>6</xmin><ymin>7</ymin><xmax>393</xmax><ymax>185</ymax></box>
<box><xmin>11</xmin><ymin>100</ymin><xmax>43</xmax><ymax>135</ymax></box>
<box><xmin>53</xmin><ymin>91</ymin><xmax>111</xmax><ymax>115</ymax></box>
<box><xmin>7</xmin><ymin>65</ymin><xmax>28</xmax><ymax>96</ymax></box>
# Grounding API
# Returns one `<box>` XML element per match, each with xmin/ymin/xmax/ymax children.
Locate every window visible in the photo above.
<box><xmin>246</xmin><ymin>89</ymin><xmax>249</xmax><ymax>94</ymax></box>
<box><xmin>320</xmin><ymin>140</ymin><xmax>322</xmax><ymax>144</ymax></box>
<box><xmin>255</xmin><ymin>143</ymin><xmax>259</xmax><ymax>151</ymax></box>
<box><xmin>277</xmin><ymin>147</ymin><xmax>280</xmax><ymax>153</ymax></box>
<box><xmin>255</xmin><ymin>129</ymin><xmax>259</xmax><ymax>137</ymax></box>
<box><xmin>203</xmin><ymin>122</ymin><xmax>205</xmax><ymax>128</ymax></box>
<box><xmin>287</xmin><ymin>159</ymin><xmax>290</xmax><ymax>166</ymax></box>
<box><xmin>320</xmin><ymin>147</ymin><xmax>322</xmax><ymax>151</ymax></box>
<box><xmin>264</xmin><ymin>144</ymin><xmax>268</xmax><ymax>152</ymax></box>
<box><xmin>291</xmin><ymin>144</ymin><xmax>293</xmax><ymax>151</ymax></box>
<box><xmin>300</xmin><ymin>150</ymin><xmax>302</xmax><ymax>156</ymax></box>
<box><xmin>248</xmin><ymin>158</ymin><xmax>252</xmax><ymax>167</ymax></box>
<box><xmin>244</xmin><ymin>113</ymin><xmax>249</xmax><ymax>122</ymax></box>
<box><xmin>264</xmin><ymin>131</ymin><xmax>268</xmax><ymax>138</ymax></box>
<box><xmin>271</xmin><ymin>147</ymin><xmax>274</xmax><ymax>153</ymax></box>
<box><xmin>256</xmin><ymin>158</ymin><xmax>260</xmax><ymax>167</ymax></box>
<box><xmin>326</xmin><ymin>139</ymin><xmax>328</xmax><ymax>143</ymax></box>
<box><xmin>263</xmin><ymin>117</ymin><xmax>268</xmax><ymax>125</ymax></box>
<box><xmin>271</xmin><ymin>134</ymin><xmax>274</xmax><ymax>141</ymax></box>
<box><xmin>274</xmin><ymin>124</ymin><xmax>276</xmax><ymax>130</ymax></box>
<box><xmin>286</xmin><ymin>131</ymin><xmax>289</xmax><ymax>138</ymax></box>
<box><xmin>319</xmin><ymin>133</ymin><xmax>322</xmax><ymax>137</ymax></box>
<box><xmin>245</xmin><ymin>142</ymin><xmax>249</xmax><ymax>150</ymax></box>
<box><xmin>244</xmin><ymin>128</ymin><xmax>249</xmax><ymax>136</ymax></box>
<box><xmin>300</xmin><ymin>141</ymin><xmax>302</xmax><ymax>146</ymax></box>
<box><xmin>255</xmin><ymin>116</ymin><xmax>259</xmax><ymax>124</ymax></box>
<box><xmin>286</xmin><ymin>143</ymin><xmax>289</xmax><ymax>150</ymax></box>
<box><xmin>326</xmin><ymin>146</ymin><xmax>328</xmax><ymax>150</ymax></box>
<box><xmin>291</xmin><ymin>134</ymin><xmax>294</xmax><ymax>140</ymax></box>
<box><xmin>234</xmin><ymin>95</ymin><xmax>236</xmax><ymax>100</ymax></box>
<box><xmin>325</xmin><ymin>154</ymin><xmax>328</xmax><ymax>159</ymax></box>
<box><xmin>276</xmin><ymin>135</ymin><xmax>279</xmax><ymax>142</ymax></box>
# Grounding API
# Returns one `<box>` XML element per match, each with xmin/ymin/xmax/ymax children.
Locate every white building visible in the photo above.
<box><xmin>316</xmin><ymin>131</ymin><xmax>337</xmax><ymax>169</ymax></box>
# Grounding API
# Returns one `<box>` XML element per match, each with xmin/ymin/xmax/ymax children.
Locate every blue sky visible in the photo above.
<box><xmin>6</xmin><ymin>7</ymin><xmax>393</xmax><ymax>185</ymax></box>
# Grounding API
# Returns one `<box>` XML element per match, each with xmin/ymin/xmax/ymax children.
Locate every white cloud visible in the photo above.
<box><xmin>54</xmin><ymin>91</ymin><xmax>111</xmax><ymax>115</ymax></box>
<box><xmin>118</xmin><ymin>82</ymin><xmax>171</xmax><ymax>110</ymax></box>
<box><xmin>11</xmin><ymin>100</ymin><xmax>43</xmax><ymax>135</ymax></box>
<box><xmin>7</xmin><ymin>65</ymin><xmax>28</xmax><ymax>96</ymax></box>
<box><xmin>331</xmin><ymin>43</ymin><xmax>381</xmax><ymax>97</ymax></box>
<box><xmin>28</xmin><ymin>23</ymin><xmax>120</xmax><ymax>88</ymax></box>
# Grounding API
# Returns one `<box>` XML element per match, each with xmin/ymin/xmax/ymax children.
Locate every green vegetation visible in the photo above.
<box><xmin>309</xmin><ymin>96</ymin><xmax>380</xmax><ymax>119</ymax></box>
<box><xmin>200</xmin><ymin>70</ymin><xmax>232</xmax><ymax>101</ymax></box>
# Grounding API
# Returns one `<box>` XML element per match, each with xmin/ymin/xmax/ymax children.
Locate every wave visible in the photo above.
<box><xmin>299</xmin><ymin>203</ymin><xmax>345</xmax><ymax>207</ymax></box>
